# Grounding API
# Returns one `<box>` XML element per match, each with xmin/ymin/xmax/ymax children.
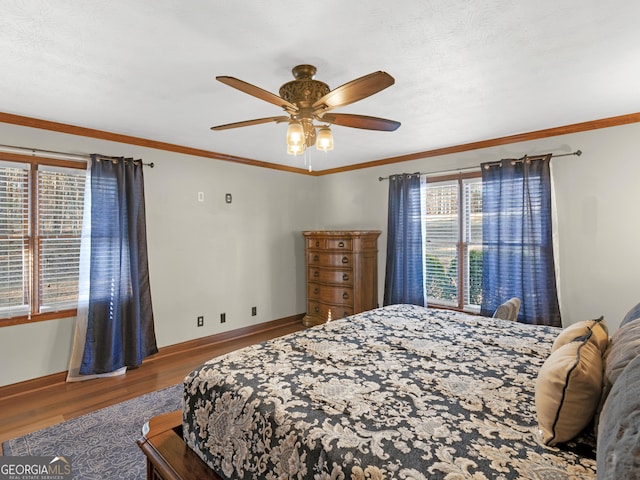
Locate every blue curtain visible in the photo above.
<box><xmin>80</xmin><ymin>155</ymin><xmax>157</xmax><ymax>375</ymax></box>
<box><xmin>384</xmin><ymin>173</ymin><xmax>425</xmax><ymax>306</ymax></box>
<box><xmin>480</xmin><ymin>155</ymin><xmax>561</xmax><ymax>326</ymax></box>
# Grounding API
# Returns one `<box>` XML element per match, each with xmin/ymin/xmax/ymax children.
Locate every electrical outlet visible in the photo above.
<box><xmin>197</xmin><ymin>316</ymin><xmax>204</xmax><ymax>327</ymax></box>
<box><xmin>220</xmin><ymin>313</ymin><xmax>226</xmax><ymax>323</ymax></box>
<box><xmin>251</xmin><ymin>306</ymin><xmax>257</xmax><ymax>316</ymax></box>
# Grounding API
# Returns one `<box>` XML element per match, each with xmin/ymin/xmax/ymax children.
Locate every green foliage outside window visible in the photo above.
<box><xmin>468</xmin><ymin>249</ymin><xmax>483</xmax><ymax>306</ymax></box>
<box><xmin>425</xmin><ymin>249</ymin><xmax>482</xmax><ymax>307</ymax></box>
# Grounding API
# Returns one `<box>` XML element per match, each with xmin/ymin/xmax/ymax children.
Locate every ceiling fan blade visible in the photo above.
<box><xmin>211</xmin><ymin>116</ymin><xmax>290</xmax><ymax>131</ymax></box>
<box><xmin>320</xmin><ymin>113</ymin><xmax>400</xmax><ymax>131</ymax></box>
<box><xmin>312</xmin><ymin>71</ymin><xmax>395</xmax><ymax>112</ymax></box>
<box><xmin>216</xmin><ymin>76</ymin><xmax>298</xmax><ymax>113</ymax></box>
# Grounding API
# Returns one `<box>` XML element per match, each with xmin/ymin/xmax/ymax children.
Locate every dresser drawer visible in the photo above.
<box><xmin>325</xmin><ymin>238</ymin><xmax>352</xmax><ymax>250</ymax></box>
<box><xmin>308</xmin><ymin>283</ymin><xmax>354</xmax><ymax>306</ymax></box>
<box><xmin>308</xmin><ymin>268</ymin><xmax>353</xmax><ymax>285</ymax></box>
<box><xmin>305</xmin><ymin>237</ymin><xmax>353</xmax><ymax>251</ymax></box>
<box><xmin>307</xmin><ymin>301</ymin><xmax>354</xmax><ymax>321</ymax></box>
<box><xmin>307</xmin><ymin>252</ymin><xmax>352</xmax><ymax>268</ymax></box>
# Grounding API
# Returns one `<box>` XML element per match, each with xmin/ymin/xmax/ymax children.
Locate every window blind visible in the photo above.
<box><xmin>423</xmin><ymin>176</ymin><xmax>483</xmax><ymax>310</ymax></box>
<box><xmin>463</xmin><ymin>179</ymin><xmax>483</xmax><ymax>307</ymax></box>
<box><xmin>38</xmin><ymin>166</ymin><xmax>85</xmax><ymax>312</ymax></box>
<box><xmin>0</xmin><ymin>163</ymin><xmax>30</xmax><ymax>317</ymax></box>
<box><xmin>424</xmin><ymin>181</ymin><xmax>459</xmax><ymax>306</ymax></box>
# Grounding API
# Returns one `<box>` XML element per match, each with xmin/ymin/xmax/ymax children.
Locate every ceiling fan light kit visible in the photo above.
<box><xmin>316</xmin><ymin>126</ymin><xmax>334</xmax><ymax>152</ymax></box>
<box><xmin>286</xmin><ymin>142</ymin><xmax>304</xmax><ymax>156</ymax></box>
<box><xmin>211</xmin><ymin>64</ymin><xmax>400</xmax><ymax>161</ymax></box>
<box><xmin>286</xmin><ymin>121</ymin><xmax>305</xmax><ymax>147</ymax></box>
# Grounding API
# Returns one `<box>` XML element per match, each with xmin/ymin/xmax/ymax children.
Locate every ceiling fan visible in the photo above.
<box><xmin>211</xmin><ymin>64</ymin><xmax>400</xmax><ymax>156</ymax></box>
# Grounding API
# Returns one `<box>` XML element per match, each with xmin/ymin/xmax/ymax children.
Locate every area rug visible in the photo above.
<box><xmin>2</xmin><ymin>383</ymin><xmax>182</xmax><ymax>480</ymax></box>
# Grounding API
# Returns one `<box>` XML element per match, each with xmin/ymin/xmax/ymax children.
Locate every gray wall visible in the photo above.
<box><xmin>1</xmin><ymin>120</ymin><xmax>639</xmax><ymax>386</ymax></box>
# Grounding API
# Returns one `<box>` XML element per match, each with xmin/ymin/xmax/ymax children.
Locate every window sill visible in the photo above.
<box><xmin>427</xmin><ymin>304</ymin><xmax>481</xmax><ymax>316</ymax></box>
<box><xmin>0</xmin><ymin>309</ymin><xmax>78</xmax><ymax>328</ymax></box>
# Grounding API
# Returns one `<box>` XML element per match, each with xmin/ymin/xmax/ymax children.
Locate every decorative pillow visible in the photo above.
<box><xmin>551</xmin><ymin>316</ymin><xmax>608</xmax><ymax>354</ymax></box>
<box><xmin>620</xmin><ymin>301</ymin><xmax>640</xmax><ymax>328</ymax></box>
<box><xmin>597</xmin><ymin>354</ymin><xmax>640</xmax><ymax>477</ymax></box>
<box><xmin>535</xmin><ymin>332</ymin><xmax>603</xmax><ymax>446</ymax></box>
<box><xmin>603</xmin><ymin>316</ymin><xmax>640</xmax><ymax>389</ymax></box>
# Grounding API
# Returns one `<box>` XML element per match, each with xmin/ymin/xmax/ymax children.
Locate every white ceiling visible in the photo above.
<box><xmin>1</xmin><ymin>1</ymin><xmax>639</xmax><ymax>172</ymax></box>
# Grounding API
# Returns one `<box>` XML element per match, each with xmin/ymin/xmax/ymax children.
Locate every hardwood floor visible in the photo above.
<box><xmin>0</xmin><ymin>319</ymin><xmax>305</xmax><ymax>453</ymax></box>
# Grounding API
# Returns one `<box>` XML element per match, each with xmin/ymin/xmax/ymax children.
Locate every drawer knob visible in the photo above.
<box><xmin>314</xmin><ymin>306</ymin><xmax>319</xmax><ymax>313</ymax></box>
<box><xmin>315</xmin><ymin>241</ymin><xmax>320</xmax><ymax>247</ymax></box>
<box><xmin>338</xmin><ymin>241</ymin><xmax>345</xmax><ymax>248</ymax></box>
<box><xmin>341</xmin><ymin>256</ymin><xmax>348</xmax><ymax>264</ymax></box>
<box><xmin>313</xmin><ymin>271</ymin><xmax>319</xmax><ymax>277</ymax></box>
<box><xmin>342</xmin><ymin>273</ymin><xmax>349</xmax><ymax>281</ymax></box>
<box><xmin>313</xmin><ymin>255</ymin><xmax>319</xmax><ymax>262</ymax></box>
<box><xmin>314</xmin><ymin>287</ymin><xmax>319</xmax><ymax>294</ymax></box>
<box><xmin>342</xmin><ymin>292</ymin><xmax>349</xmax><ymax>300</ymax></box>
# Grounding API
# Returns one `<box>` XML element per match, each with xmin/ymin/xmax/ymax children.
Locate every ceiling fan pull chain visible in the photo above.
<box><xmin>305</xmin><ymin>147</ymin><xmax>313</xmax><ymax>172</ymax></box>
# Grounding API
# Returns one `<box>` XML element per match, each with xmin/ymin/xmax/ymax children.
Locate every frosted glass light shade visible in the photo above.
<box><xmin>316</xmin><ymin>126</ymin><xmax>334</xmax><ymax>152</ymax></box>
<box><xmin>287</xmin><ymin>143</ymin><xmax>305</xmax><ymax>156</ymax></box>
<box><xmin>286</xmin><ymin>122</ymin><xmax>304</xmax><ymax>146</ymax></box>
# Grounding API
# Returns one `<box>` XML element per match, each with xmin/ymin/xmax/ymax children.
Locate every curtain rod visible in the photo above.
<box><xmin>0</xmin><ymin>144</ymin><xmax>155</xmax><ymax>168</ymax></box>
<box><xmin>378</xmin><ymin>149</ymin><xmax>582</xmax><ymax>181</ymax></box>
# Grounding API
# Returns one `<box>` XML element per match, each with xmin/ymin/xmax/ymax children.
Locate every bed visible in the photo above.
<box><xmin>175</xmin><ymin>304</ymin><xmax>601</xmax><ymax>479</ymax></box>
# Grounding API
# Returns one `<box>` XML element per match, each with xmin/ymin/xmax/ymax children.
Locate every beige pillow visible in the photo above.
<box><xmin>551</xmin><ymin>317</ymin><xmax>608</xmax><ymax>354</ymax></box>
<box><xmin>536</xmin><ymin>334</ymin><xmax>603</xmax><ymax>446</ymax></box>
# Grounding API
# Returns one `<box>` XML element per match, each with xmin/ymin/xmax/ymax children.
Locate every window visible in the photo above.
<box><xmin>0</xmin><ymin>156</ymin><xmax>85</xmax><ymax>325</ymax></box>
<box><xmin>423</xmin><ymin>173</ymin><xmax>482</xmax><ymax>311</ymax></box>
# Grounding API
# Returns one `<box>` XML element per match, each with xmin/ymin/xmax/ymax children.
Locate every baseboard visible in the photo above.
<box><xmin>0</xmin><ymin>371</ymin><xmax>69</xmax><ymax>400</ymax></box>
<box><xmin>146</xmin><ymin>313</ymin><xmax>305</xmax><ymax>362</ymax></box>
<box><xmin>0</xmin><ymin>313</ymin><xmax>305</xmax><ymax>400</ymax></box>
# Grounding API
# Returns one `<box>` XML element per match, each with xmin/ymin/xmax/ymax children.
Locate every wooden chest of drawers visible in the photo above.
<box><xmin>302</xmin><ymin>230</ymin><xmax>380</xmax><ymax>327</ymax></box>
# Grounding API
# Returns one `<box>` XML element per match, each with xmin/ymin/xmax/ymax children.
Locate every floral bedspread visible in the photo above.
<box><xmin>182</xmin><ymin>304</ymin><xmax>596</xmax><ymax>479</ymax></box>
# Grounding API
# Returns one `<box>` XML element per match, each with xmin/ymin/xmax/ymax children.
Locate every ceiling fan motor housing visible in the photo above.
<box><xmin>279</xmin><ymin>65</ymin><xmax>330</xmax><ymax>108</ymax></box>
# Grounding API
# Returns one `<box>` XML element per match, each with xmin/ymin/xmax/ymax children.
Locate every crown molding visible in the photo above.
<box><xmin>317</xmin><ymin>112</ymin><xmax>640</xmax><ymax>175</ymax></box>
<box><xmin>0</xmin><ymin>112</ymin><xmax>310</xmax><ymax>175</ymax></box>
<box><xmin>1</xmin><ymin>111</ymin><xmax>639</xmax><ymax>176</ymax></box>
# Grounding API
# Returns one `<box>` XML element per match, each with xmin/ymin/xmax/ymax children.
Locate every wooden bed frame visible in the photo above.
<box><xmin>137</xmin><ymin>410</ymin><xmax>223</xmax><ymax>480</ymax></box>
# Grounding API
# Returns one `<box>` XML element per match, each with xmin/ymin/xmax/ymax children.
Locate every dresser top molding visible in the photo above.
<box><xmin>302</xmin><ymin>230</ymin><xmax>381</xmax><ymax>236</ymax></box>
